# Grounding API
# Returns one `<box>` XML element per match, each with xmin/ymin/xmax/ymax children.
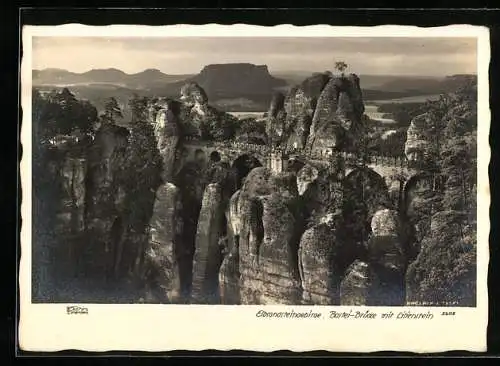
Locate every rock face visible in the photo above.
<box><xmin>85</xmin><ymin>123</ymin><xmax>130</xmax><ymax>275</ymax></box>
<box><xmin>219</xmin><ymin>189</ymin><xmax>242</xmax><ymax>304</ymax></box>
<box><xmin>366</xmin><ymin>209</ymin><xmax>406</xmax><ymax>306</ymax></box>
<box><xmin>151</xmin><ymin>99</ymin><xmax>182</xmax><ymax>182</ymax></box>
<box><xmin>266</xmin><ymin>73</ymin><xmax>331</xmax><ymax>150</ymax></box>
<box><xmin>342</xmin><ymin>167</ymin><xmax>391</xmax><ymax>247</ymax></box>
<box><xmin>173</xmin><ymin>161</ymin><xmax>206</xmax><ymax>297</ymax></box>
<box><xmin>307</xmin><ymin>74</ymin><xmax>365</xmax><ymax>153</ymax></box>
<box><xmin>299</xmin><ymin>213</ymin><xmax>347</xmax><ymax>304</ymax></box>
<box><xmin>266</xmin><ymin>92</ymin><xmax>287</xmax><ymax>146</ymax></box>
<box><xmin>232</xmin><ymin>167</ymin><xmax>303</xmax><ymax>304</ymax></box>
<box><xmin>61</xmin><ymin>157</ymin><xmax>87</xmax><ymax>233</ymax></box>
<box><xmin>144</xmin><ymin>182</ymin><xmax>183</xmax><ymax>303</ymax></box>
<box><xmin>281</xmin><ymin>87</ymin><xmax>314</xmax><ymax>150</ymax></box>
<box><xmin>404</xmin><ymin>113</ymin><xmax>434</xmax><ymax>163</ymax></box>
<box><xmin>192</xmin><ymin>183</ymin><xmax>225</xmax><ymax>303</ymax></box>
<box><xmin>405</xmin><ymin>210</ymin><xmax>476</xmax><ymax>306</ymax></box>
<box><xmin>296</xmin><ymin>164</ymin><xmax>320</xmax><ymax>196</ymax></box>
<box><xmin>178</xmin><ymin>82</ymin><xmax>237</xmax><ymax>141</ymax></box>
<box><xmin>340</xmin><ymin>210</ymin><xmax>405</xmax><ymax>306</ymax></box>
<box><xmin>300</xmin><ymin>162</ymin><xmax>345</xmax><ymax>225</ymax></box>
<box><xmin>257</xmin><ymin>193</ymin><xmax>302</xmax><ymax>304</ymax></box>
<box><xmin>340</xmin><ymin>260</ymin><xmax>375</xmax><ymax>305</ymax></box>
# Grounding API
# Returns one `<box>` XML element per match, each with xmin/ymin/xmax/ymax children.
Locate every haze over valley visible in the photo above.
<box><xmin>33</xmin><ymin>64</ymin><xmax>475</xmax><ymax>122</ymax></box>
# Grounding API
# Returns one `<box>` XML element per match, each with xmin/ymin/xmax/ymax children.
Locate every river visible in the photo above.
<box><xmin>364</xmin><ymin>105</ymin><xmax>396</xmax><ymax>124</ymax></box>
<box><xmin>228</xmin><ymin>107</ymin><xmax>397</xmax><ymax>124</ymax></box>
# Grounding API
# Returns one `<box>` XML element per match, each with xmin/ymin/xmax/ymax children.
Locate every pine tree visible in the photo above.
<box><xmin>101</xmin><ymin>97</ymin><xmax>123</xmax><ymax>125</ymax></box>
<box><xmin>128</xmin><ymin>94</ymin><xmax>150</xmax><ymax>123</ymax></box>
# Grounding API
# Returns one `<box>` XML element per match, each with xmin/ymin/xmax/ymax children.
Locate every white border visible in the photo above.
<box><xmin>19</xmin><ymin>24</ymin><xmax>490</xmax><ymax>353</ymax></box>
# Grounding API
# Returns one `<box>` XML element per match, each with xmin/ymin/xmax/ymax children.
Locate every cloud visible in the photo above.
<box><xmin>31</xmin><ymin>36</ymin><xmax>477</xmax><ymax>76</ymax></box>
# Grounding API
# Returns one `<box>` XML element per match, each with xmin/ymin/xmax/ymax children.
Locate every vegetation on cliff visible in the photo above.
<box><xmin>404</xmin><ymin>78</ymin><xmax>477</xmax><ymax>306</ymax></box>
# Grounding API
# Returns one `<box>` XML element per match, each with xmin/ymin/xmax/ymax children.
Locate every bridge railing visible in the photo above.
<box><xmin>181</xmin><ymin>139</ymin><xmax>415</xmax><ymax>169</ymax></box>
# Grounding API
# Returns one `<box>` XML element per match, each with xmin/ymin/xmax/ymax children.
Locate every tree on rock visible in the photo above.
<box><xmin>334</xmin><ymin>61</ymin><xmax>348</xmax><ymax>77</ymax></box>
<box><xmin>128</xmin><ymin>94</ymin><xmax>150</xmax><ymax>123</ymax></box>
<box><xmin>33</xmin><ymin>88</ymin><xmax>98</xmax><ymax>139</ymax></box>
<box><xmin>101</xmin><ymin>97</ymin><xmax>123</xmax><ymax>125</ymax></box>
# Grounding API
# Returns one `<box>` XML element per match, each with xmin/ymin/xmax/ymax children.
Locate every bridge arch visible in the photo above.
<box><xmin>342</xmin><ymin>166</ymin><xmax>392</xmax><ymax>245</ymax></box>
<box><xmin>231</xmin><ymin>154</ymin><xmax>263</xmax><ymax>189</ymax></box>
<box><xmin>402</xmin><ymin>173</ymin><xmax>434</xmax><ymax>217</ymax></box>
<box><xmin>209</xmin><ymin>150</ymin><xmax>221</xmax><ymax>163</ymax></box>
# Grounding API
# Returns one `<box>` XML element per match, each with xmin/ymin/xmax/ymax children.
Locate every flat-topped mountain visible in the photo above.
<box><xmin>193</xmin><ymin>63</ymin><xmax>287</xmax><ymax>96</ymax></box>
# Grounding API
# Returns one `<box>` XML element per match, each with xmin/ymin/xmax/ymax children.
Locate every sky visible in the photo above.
<box><xmin>32</xmin><ymin>36</ymin><xmax>478</xmax><ymax>76</ymax></box>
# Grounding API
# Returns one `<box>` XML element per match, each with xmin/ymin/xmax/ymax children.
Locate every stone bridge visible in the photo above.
<box><xmin>180</xmin><ymin>140</ymin><xmax>271</xmax><ymax>168</ymax></box>
<box><xmin>178</xmin><ymin>140</ymin><xmax>427</xmax><ymax>213</ymax></box>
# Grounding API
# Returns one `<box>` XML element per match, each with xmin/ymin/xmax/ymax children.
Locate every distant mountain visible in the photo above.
<box><xmin>364</xmin><ymin>74</ymin><xmax>477</xmax><ymax>95</ymax></box>
<box><xmin>33</xmin><ymin>65</ymin><xmax>477</xmax><ymax>114</ymax></box>
<box><xmin>32</xmin><ymin>68</ymin><xmax>194</xmax><ymax>88</ymax></box>
<box><xmin>152</xmin><ymin>63</ymin><xmax>288</xmax><ymax>99</ymax></box>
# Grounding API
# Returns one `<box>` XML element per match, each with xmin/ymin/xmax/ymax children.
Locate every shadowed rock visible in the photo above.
<box><xmin>342</xmin><ymin>167</ymin><xmax>391</xmax><ymax>247</ymax></box>
<box><xmin>340</xmin><ymin>260</ymin><xmax>375</xmax><ymax>305</ymax></box>
<box><xmin>151</xmin><ymin>99</ymin><xmax>182</xmax><ymax>182</ymax></box>
<box><xmin>257</xmin><ymin>193</ymin><xmax>302</xmax><ymax>304</ymax></box>
<box><xmin>219</xmin><ymin>189</ymin><xmax>242</xmax><ymax>304</ymax></box>
<box><xmin>61</xmin><ymin>157</ymin><xmax>87</xmax><ymax>233</ymax></box>
<box><xmin>85</xmin><ymin>123</ymin><xmax>129</xmax><ymax>276</ymax></box>
<box><xmin>266</xmin><ymin>73</ymin><xmax>330</xmax><ymax>150</ymax></box>
<box><xmin>144</xmin><ymin>182</ymin><xmax>183</xmax><ymax>303</ymax></box>
<box><xmin>300</xmin><ymin>165</ymin><xmax>345</xmax><ymax>225</ymax></box>
<box><xmin>192</xmin><ymin>183</ymin><xmax>226</xmax><ymax>303</ymax></box>
<box><xmin>405</xmin><ymin>210</ymin><xmax>476</xmax><ymax>306</ymax></box>
<box><xmin>234</xmin><ymin>167</ymin><xmax>303</xmax><ymax>304</ymax></box>
<box><xmin>366</xmin><ymin>209</ymin><xmax>406</xmax><ymax>306</ymax></box>
<box><xmin>266</xmin><ymin>92</ymin><xmax>286</xmax><ymax>146</ymax></box>
<box><xmin>299</xmin><ymin>213</ymin><xmax>346</xmax><ymax>305</ymax></box>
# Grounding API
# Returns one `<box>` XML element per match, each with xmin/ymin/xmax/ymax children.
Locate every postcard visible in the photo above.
<box><xmin>19</xmin><ymin>23</ymin><xmax>490</xmax><ymax>353</ymax></box>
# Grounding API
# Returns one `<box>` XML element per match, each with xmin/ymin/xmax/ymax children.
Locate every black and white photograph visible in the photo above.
<box><xmin>19</xmin><ymin>23</ymin><xmax>490</xmax><ymax>353</ymax></box>
<box><xmin>29</xmin><ymin>32</ymin><xmax>481</xmax><ymax>307</ymax></box>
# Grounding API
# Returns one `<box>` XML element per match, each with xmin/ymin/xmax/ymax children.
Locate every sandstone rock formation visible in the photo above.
<box><xmin>296</xmin><ymin>163</ymin><xmax>320</xmax><ymax>196</ymax></box>
<box><xmin>257</xmin><ymin>193</ymin><xmax>302</xmax><ymax>304</ymax></box>
<box><xmin>342</xmin><ymin>167</ymin><xmax>392</xmax><ymax>247</ymax></box>
<box><xmin>151</xmin><ymin>99</ymin><xmax>182</xmax><ymax>182</ymax></box>
<box><xmin>84</xmin><ymin>123</ymin><xmax>130</xmax><ymax>276</ymax></box>
<box><xmin>60</xmin><ymin>157</ymin><xmax>87</xmax><ymax>233</ymax></box>
<box><xmin>192</xmin><ymin>183</ymin><xmax>226</xmax><ymax>303</ymax></box>
<box><xmin>144</xmin><ymin>182</ymin><xmax>183</xmax><ymax>303</ymax></box>
<box><xmin>306</xmin><ymin>74</ymin><xmax>365</xmax><ymax>153</ymax></box>
<box><xmin>340</xmin><ymin>210</ymin><xmax>405</xmax><ymax>306</ymax></box>
<box><xmin>266</xmin><ymin>92</ymin><xmax>287</xmax><ymax>147</ymax></box>
<box><xmin>366</xmin><ymin>208</ymin><xmax>406</xmax><ymax>306</ymax></box>
<box><xmin>300</xmin><ymin>164</ymin><xmax>345</xmax><ymax>225</ymax></box>
<box><xmin>404</xmin><ymin>113</ymin><xmax>434</xmax><ymax>163</ymax></box>
<box><xmin>219</xmin><ymin>189</ymin><xmax>242</xmax><ymax>304</ymax></box>
<box><xmin>266</xmin><ymin>72</ymin><xmax>331</xmax><ymax>150</ymax></box>
<box><xmin>178</xmin><ymin>82</ymin><xmax>238</xmax><ymax>141</ymax></box>
<box><xmin>299</xmin><ymin>213</ymin><xmax>345</xmax><ymax>304</ymax></box>
<box><xmin>281</xmin><ymin>87</ymin><xmax>313</xmax><ymax>150</ymax></box>
<box><xmin>230</xmin><ymin>167</ymin><xmax>303</xmax><ymax>304</ymax></box>
<box><xmin>340</xmin><ymin>260</ymin><xmax>375</xmax><ymax>305</ymax></box>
